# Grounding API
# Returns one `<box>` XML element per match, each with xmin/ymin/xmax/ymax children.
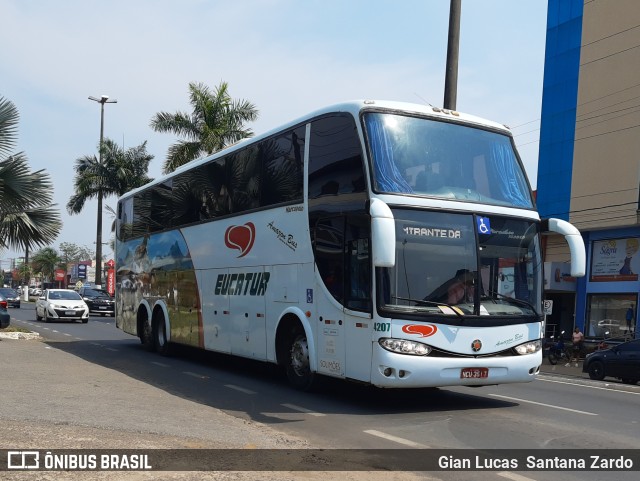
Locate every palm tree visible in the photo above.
<box><xmin>31</xmin><ymin>247</ymin><xmax>61</xmax><ymax>283</ymax></box>
<box><xmin>0</xmin><ymin>95</ymin><xmax>19</xmax><ymax>156</ymax></box>
<box><xmin>17</xmin><ymin>262</ymin><xmax>32</xmax><ymax>287</ymax></box>
<box><xmin>67</xmin><ymin>138</ymin><xmax>153</xmax><ymax>215</ymax></box>
<box><xmin>67</xmin><ymin>138</ymin><xmax>153</xmax><ymax>286</ymax></box>
<box><xmin>0</xmin><ymin>96</ymin><xmax>62</xmax><ymax>255</ymax></box>
<box><xmin>150</xmin><ymin>81</ymin><xmax>258</xmax><ymax>174</ymax></box>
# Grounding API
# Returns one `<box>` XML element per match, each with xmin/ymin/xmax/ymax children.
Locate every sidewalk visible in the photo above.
<box><xmin>539</xmin><ymin>357</ymin><xmax>589</xmax><ymax>379</ymax></box>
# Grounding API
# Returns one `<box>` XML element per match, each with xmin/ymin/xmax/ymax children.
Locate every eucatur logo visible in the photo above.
<box><xmin>225</xmin><ymin>222</ymin><xmax>256</xmax><ymax>257</ymax></box>
<box><xmin>401</xmin><ymin>324</ymin><xmax>438</xmax><ymax>338</ymax></box>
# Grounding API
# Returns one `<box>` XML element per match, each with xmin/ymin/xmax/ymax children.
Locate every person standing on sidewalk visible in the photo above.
<box><xmin>626</xmin><ymin>304</ymin><xmax>635</xmax><ymax>338</ymax></box>
<box><xmin>566</xmin><ymin>327</ymin><xmax>584</xmax><ymax>367</ymax></box>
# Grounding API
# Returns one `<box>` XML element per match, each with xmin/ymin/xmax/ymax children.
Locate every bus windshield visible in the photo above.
<box><xmin>364</xmin><ymin>112</ymin><xmax>534</xmax><ymax>208</ymax></box>
<box><xmin>378</xmin><ymin>209</ymin><xmax>542</xmax><ymax>321</ymax></box>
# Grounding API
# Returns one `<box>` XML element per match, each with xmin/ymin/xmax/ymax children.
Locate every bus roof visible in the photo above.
<box><xmin>119</xmin><ymin>99</ymin><xmax>512</xmax><ymax>201</ymax></box>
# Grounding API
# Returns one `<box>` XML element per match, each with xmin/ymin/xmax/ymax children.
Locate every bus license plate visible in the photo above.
<box><xmin>460</xmin><ymin>367</ymin><xmax>488</xmax><ymax>379</ymax></box>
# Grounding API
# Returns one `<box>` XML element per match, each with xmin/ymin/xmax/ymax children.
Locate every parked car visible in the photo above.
<box><xmin>29</xmin><ymin>287</ymin><xmax>42</xmax><ymax>297</ymax></box>
<box><xmin>596</xmin><ymin>319</ymin><xmax>622</xmax><ymax>337</ymax></box>
<box><xmin>0</xmin><ymin>287</ymin><xmax>21</xmax><ymax>308</ymax></box>
<box><xmin>35</xmin><ymin>289</ymin><xmax>89</xmax><ymax>323</ymax></box>
<box><xmin>0</xmin><ymin>294</ymin><xmax>10</xmax><ymax>329</ymax></box>
<box><xmin>582</xmin><ymin>339</ymin><xmax>640</xmax><ymax>384</ymax></box>
<box><xmin>77</xmin><ymin>287</ymin><xmax>115</xmax><ymax>316</ymax></box>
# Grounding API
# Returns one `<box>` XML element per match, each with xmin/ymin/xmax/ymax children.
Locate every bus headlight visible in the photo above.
<box><xmin>514</xmin><ymin>340</ymin><xmax>542</xmax><ymax>355</ymax></box>
<box><xmin>379</xmin><ymin>338</ymin><xmax>432</xmax><ymax>356</ymax></box>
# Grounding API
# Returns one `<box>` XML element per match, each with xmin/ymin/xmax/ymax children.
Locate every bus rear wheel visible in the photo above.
<box><xmin>286</xmin><ymin>328</ymin><xmax>315</xmax><ymax>391</ymax></box>
<box><xmin>140</xmin><ymin>317</ymin><xmax>154</xmax><ymax>351</ymax></box>
<box><xmin>153</xmin><ymin>315</ymin><xmax>172</xmax><ymax>356</ymax></box>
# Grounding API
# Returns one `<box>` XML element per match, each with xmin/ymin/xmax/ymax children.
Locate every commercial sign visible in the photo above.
<box><xmin>107</xmin><ymin>269</ymin><xmax>115</xmax><ymax>296</ymax></box>
<box><xmin>544</xmin><ymin>262</ymin><xmax>576</xmax><ymax>292</ymax></box>
<box><xmin>591</xmin><ymin>238</ymin><xmax>640</xmax><ymax>282</ymax></box>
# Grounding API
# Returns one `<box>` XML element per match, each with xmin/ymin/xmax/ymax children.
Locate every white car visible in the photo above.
<box><xmin>35</xmin><ymin>289</ymin><xmax>90</xmax><ymax>323</ymax></box>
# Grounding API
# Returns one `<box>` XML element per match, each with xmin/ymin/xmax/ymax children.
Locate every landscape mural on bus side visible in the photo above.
<box><xmin>116</xmin><ymin>230</ymin><xmax>203</xmax><ymax>347</ymax></box>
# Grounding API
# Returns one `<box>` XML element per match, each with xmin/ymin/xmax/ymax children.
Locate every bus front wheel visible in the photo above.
<box><xmin>286</xmin><ymin>328</ymin><xmax>315</xmax><ymax>391</ymax></box>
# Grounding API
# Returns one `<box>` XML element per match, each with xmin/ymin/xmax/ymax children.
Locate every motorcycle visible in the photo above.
<box><xmin>547</xmin><ymin>331</ymin><xmax>571</xmax><ymax>365</ymax></box>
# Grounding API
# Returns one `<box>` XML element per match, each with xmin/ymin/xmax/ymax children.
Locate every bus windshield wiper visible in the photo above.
<box><xmin>486</xmin><ymin>290</ymin><xmax>538</xmax><ymax>314</ymax></box>
<box><xmin>390</xmin><ymin>296</ymin><xmax>464</xmax><ymax>317</ymax></box>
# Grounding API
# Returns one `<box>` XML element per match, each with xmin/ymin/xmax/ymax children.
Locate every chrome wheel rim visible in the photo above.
<box><xmin>290</xmin><ymin>335</ymin><xmax>310</xmax><ymax>377</ymax></box>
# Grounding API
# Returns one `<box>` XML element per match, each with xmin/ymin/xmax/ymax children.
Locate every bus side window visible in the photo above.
<box><xmin>308</xmin><ymin>115</ymin><xmax>365</xmax><ymax>200</ymax></box>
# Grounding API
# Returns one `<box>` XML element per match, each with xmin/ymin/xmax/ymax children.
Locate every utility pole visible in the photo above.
<box><xmin>88</xmin><ymin>95</ymin><xmax>117</xmax><ymax>289</ymax></box>
<box><xmin>443</xmin><ymin>0</ymin><xmax>462</xmax><ymax>110</ymax></box>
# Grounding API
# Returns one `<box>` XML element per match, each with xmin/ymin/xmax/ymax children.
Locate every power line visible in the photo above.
<box><xmin>577</xmin><ymin>102</ymin><xmax>640</xmax><ymax>123</ymax></box>
<box><xmin>580</xmin><ymin>42</ymin><xmax>640</xmax><ymax>67</ymax></box>
<box><xmin>575</xmin><ymin>122</ymin><xmax>640</xmax><ymax>141</ymax></box>
<box><xmin>582</xmin><ymin>23</ymin><xmax>640</xmax><ymax>48</ymax></box>
<box><xmin>575</xmin><ymin>105</ymin><xmax>640</xmax><ymax>132</ymax></box>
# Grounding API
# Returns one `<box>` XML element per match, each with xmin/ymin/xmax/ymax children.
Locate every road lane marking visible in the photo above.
<box><xmin>281</xmin><ymin>403</ymin><xmax>325</xmax><ymax>417</ymax></box>
<box><xmin>225</xmin><ymin>384</ymin><xmax>256</xmax><ymax>395</ymax></box>
<box><xmin>363</xmin><ymin>430</ymin><xmax>429</xmax><ymax>448</ymax></box>
<box><xmin>489</xmin><ymin>394</ymin><xmax>597</xmax><ymax>416</ymax></box>
<box><xmin>539</xmin><ymin>377</ymin><xmax>640</xmax><ymax>395</ymax></box>
<box><xmin>498</xmin><ymin>472</ymin><xmax>537</xmax><ymax>481</ymax></box>
<box><xmin>105</xmin><ymin>348</ymin><xmax>118</xmax><ymax>352</ymax></box>
<box><xmin>183</xmin><ymin>371</ymin><xmax>209</xmax><ymax>379</ymax></box>
<box><xmin>152</xmin><ymin>361</ymin><xmax>170</xmax><ymax>368</ymax></box>
<box><xmin>63</xmin><ymin>333</ymin><xmax>72</xmax><ymax>337</ymax></box>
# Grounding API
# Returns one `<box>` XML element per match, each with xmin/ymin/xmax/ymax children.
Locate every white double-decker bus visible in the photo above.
<box><xmin>115</xmin><ymin>100</ymin><xmax>585</xmax><ymax>390</ymax></box>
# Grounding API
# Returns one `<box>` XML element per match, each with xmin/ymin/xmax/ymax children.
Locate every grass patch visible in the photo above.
<box><xmin>0</xmin><ymin>326</ymin><xmax>32</xmax><ymax>333</ymax></box>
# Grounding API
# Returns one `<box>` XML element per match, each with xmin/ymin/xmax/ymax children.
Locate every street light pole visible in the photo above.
<box><xmin>88</xmin><ymin>94</ymin><xmax>117</xmax><ymax>288</ymax></box>
<box><xmin>443</xmin><ymin>0</ymin><xmax>462</xmax><ymax>110</ymax></box>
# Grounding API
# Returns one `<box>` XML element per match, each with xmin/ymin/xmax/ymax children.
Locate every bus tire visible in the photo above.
<box><xmin>139</xmin><ymin>317</ymin><xmax>154</xmax><ymax>352</ymax></box>
<box><xmin>285</xmin><ymin>326</ymin><xmax>315</xmax><ymax>391</ymax></box>
<box><xmin>153</xmin><ymin>313</ymin><xmax>172</xmax><ymax>356</ymax></box>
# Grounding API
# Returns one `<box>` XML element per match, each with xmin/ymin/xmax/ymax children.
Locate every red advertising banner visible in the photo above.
<box><xmin>54</xmin><ymin>269</ymin><xmax>66</xmax><ymax>281</ymax></box>
<box><xmin>107</xmin><ymin>269</ymin><xmax>115</xmax><ymax>296</ymax></box>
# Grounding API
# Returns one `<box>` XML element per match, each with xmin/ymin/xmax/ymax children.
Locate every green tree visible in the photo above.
<box><xmin>31</xmin><ymin>247</ymin><xmax>61</xmax><ymax>283</ymax></box>
<box><xmin>66</xmin><ymin>138</ymin><xmax>153</xmax><ymax>215</ymax></box>
<box><xmin>0</xmin><ymin>96</ymin><xmax>62</xmax><ymax>253</ymax></box>
<box><xmin>150</xmin><ymin>81</ymin><xmax>258</xmax><ymax>174</ymax></box>
<box><xmin>67</xmin><ymin>138</ymin><xmax>152</xmax><ymax>288</ymax></box>
<box><xmin>17</xmin><ymin>262</ymin><xmax>32</xmax><ymax>286</ymax></box>
<box><xmin>58</xmin><ymin>242</ymin><xmax>93</xmax><ymax>271</ymax></box>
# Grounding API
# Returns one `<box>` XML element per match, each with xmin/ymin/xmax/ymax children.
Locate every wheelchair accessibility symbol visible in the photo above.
<box><xmin>477</xmin><ymin>216</ymin><xmax>491</xmax><ymax>234</ymax></box>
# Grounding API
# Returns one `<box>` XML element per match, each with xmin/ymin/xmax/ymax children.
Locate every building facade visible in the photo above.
<box><xmin>537</xmin><ymin>0</ymin><xmax>640</xmax><ymax>340</ymax></box>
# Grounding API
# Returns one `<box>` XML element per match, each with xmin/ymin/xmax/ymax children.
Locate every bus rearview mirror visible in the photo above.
<box><xmin>370</xmin><ymin>199</ymin><xmax>396</xmax><ymax>267</ymax></box>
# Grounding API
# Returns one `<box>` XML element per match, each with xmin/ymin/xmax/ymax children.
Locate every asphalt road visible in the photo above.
<box><xmin>3</xmin><ymin>304</ymin><xmax>640</xmax><ymax>481</ymax></box>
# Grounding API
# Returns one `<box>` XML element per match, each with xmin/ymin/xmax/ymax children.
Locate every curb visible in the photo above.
<box><xmin>0</xmin><ymin>331</ymin><xmax>42</xmax><ymax>340</ymax></box>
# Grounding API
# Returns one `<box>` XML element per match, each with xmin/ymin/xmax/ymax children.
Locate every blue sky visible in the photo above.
<box><xmin>0</xmin><ymin>0</ymin><xmax>547</xmax><ymax>265</ymax></box>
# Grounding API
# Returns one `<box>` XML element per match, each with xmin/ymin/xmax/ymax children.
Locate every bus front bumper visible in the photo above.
<box><xmin>370</xmin><ymin>343</ymin><xmax>541</xmax><ymax>388</ymax></box>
